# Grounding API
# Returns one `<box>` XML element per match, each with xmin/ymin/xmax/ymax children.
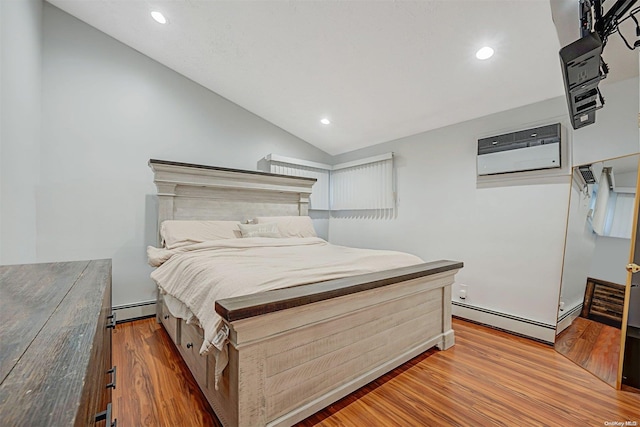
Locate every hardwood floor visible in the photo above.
<box><xmin>555</xmin><ymin>317</ymin><xmax>621</xmax><ymax>387</ymax></box>
<box><xmin>113</xmin><ymin>318</ymin><xmax>218</xmax><ymax>427</ymax></box>
<box><xmin>113</xmin><ymin>317</ymin><xmax>640</xmax><ymax>426</ymax></box>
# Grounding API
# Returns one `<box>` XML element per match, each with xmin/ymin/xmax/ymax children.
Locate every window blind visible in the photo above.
<box><xmin>262</xmin><ymin>153</ymin><xmax>394</xmax><ymax>211</ymax></box>
<box><xmin>607</xmin><ymin>192</ymin><xmax>635</xmax><ymax>239</ymax></box>
<box><xmin>264</xmin><ymin>155</ymin><xmax>331</xmax><ymax>210</ymax></box>
<box><xmin>330</xmin><ymin>154</ymin><xmax>394</xmax><ymax>211</ymax></box>
<box><xmin>592</xmin><ymin>170</ymin><xmax>611</xmax><ymax>235</ymax></box>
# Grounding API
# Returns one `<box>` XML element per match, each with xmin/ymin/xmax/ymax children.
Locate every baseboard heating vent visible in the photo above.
<box><xmin>112</xmin><ymin>300</ymin><xmax>156</xmax><ymax>323</ymax></box>
<box><xmin>452</xmin><ymin>301</ymin><xmax>556</xmax><ymax>344</ymax></box>
<box><xmin>558</xmin><ymin>303</ymin><xmax>583</xmax><ymax>323</ymax></box>
<box><xmin>556</xmin><ymin>303</ymin><xmax>583</xmax><ymax>335</ymax></box>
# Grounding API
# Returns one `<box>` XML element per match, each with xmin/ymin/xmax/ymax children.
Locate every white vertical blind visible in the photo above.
<box><xmin>330</xmin><ymin>155</ymin><xmax>394</xmax><ymax>210</ymax></box>
<box><xmin>607</xmin><ymin>192</ymin><xmax>636</xmax><ymax>238</ymax></box>
<box><xmin>592</xmin><ymin>170</ymin><xmax>611</xmax><ymax>235</ymax></box>
<box><xmin>268</xmin><ymin>159</ymin><xmax>331</xmax><ymax>210</ymax></box>
<box><xmin>263</xmin><ymin>153</ymin><xmax>394</xmax><ymax>211</ymax></box>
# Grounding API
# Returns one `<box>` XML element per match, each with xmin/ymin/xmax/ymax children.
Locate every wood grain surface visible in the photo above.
<box><xmin>555</xmin><ymin>316</ymin><xmax>621</xmax><ymax>387</ymax></box>
<box><xmin>0</xmin><ymin>260</ymin><xmax>112</xmax><ymax>427</ymax></box>
<box><xmin>114</xmin><ymin>317</ymin><xmax>640</xmax><ymax>426</ymax></box>
<box><xmin>215</xmin><ymin>260</ymin><xmax>463</xmax><ymax>322</ymax></box>
<box><xmin>0</xmin><ymin>261</ymin><xmax>89</xmax><ymax>382</ymax></box>
<box><xmin>113</xmin><ymin>317</ymin><xmax>219</xmax><ymax>427</ymax></box>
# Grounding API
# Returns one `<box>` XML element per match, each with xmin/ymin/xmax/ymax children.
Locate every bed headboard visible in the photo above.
<box><xmin>149</xmin><ymin>159</ymin><xmax>316</xmax><ymax>241</ymax></box>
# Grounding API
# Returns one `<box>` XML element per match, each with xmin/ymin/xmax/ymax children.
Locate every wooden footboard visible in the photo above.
<box><xmin>159</xmin><ymin>260</ymin><xmax>461</xmax><ymax>427</ymax></box>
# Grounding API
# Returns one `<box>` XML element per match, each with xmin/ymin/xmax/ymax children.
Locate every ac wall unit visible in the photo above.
<box><xmin>477</xmin><ymin>123</ymin><xmax>561</xmax><ymax>176</ymax></box>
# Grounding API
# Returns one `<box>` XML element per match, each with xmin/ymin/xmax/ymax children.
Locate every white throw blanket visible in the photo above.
<box><xmin>148</xmin><ymin>237</ymin><xmax>422</xmax><ymax>388</ymax></box>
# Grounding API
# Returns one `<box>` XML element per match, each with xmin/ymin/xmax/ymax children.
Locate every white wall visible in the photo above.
<box><xmin>589</xmin><ymin>236</ymin><xmax>632</xmax><ymax>285</ymax></box>
<box><xmin>0</xmin><ymin>0</ymin><xmax>42</xmax><ymax>265</ymax></box>
<box><xmin>33</xmin><ymin>3</ymin><xmax>331</xmax><ymax>307</ymax></box>
<box><xmin>572</xmin><ymin>77</ymin><xmax>640</xmax><ymax>165</ymax></box>
<box><xmin>328</xmin><ymin>77</ymin><xmax>639</xmax><ymax>333</ymax></box>
<box><xmin>329</xmin><ymin>99</ymin><xmax>571</xmax><ymax>329</ymax></box>
<box><xmin>559</xmin><ymin>180</ymin><xmax>597</xmax><ymax>314</ymax></box>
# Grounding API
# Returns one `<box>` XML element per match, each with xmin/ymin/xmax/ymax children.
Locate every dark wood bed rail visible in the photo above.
<box><xmin>215</xmin><ymin>260</ymin><xmax>463</xmax><ymax>322</ymax></box>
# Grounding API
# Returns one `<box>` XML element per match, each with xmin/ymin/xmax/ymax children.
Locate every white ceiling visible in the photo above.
<box><xmin>46</xmin><ymin>0</ymin><xmax>639</xmax><ymax>156</ymax></box>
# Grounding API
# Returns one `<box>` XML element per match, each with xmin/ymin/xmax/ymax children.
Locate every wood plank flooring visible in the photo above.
<box><xmin>113</xmin><ymin>317</ymin><xmax>640</xmax><ymax>426</ymax></box>
<box><xmin>113</xmin><ymin>317</ymin><xmax>218</xmax><ymax>427</ymax></box>
<box><xmin>555</xmin><ymin>317</ymin><xmax>621</xmax><ymax>387</ymax></box>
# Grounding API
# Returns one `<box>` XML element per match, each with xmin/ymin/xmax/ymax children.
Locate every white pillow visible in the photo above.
<box><xmin>161</xmin><ymin>220</ymin><xmax>241</xmax><ymax>249</ymax></box>
<box><xmin>238</xmin><ymin>222</ymin><xmax>281</xmax><ymax>238</ymax></box>
<box><xmin>253</xmin><ymin>216</ymin><xmax>317</xmax><ymax>238</ymax></box>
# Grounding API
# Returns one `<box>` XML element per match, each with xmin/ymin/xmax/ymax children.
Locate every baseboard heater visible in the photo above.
<box><xmin>112</xmin><ymin>300</ymin><xmax>156</xmax><ymax>322</ymax></box>
<box><xmin>556</xmin><ymin>303</ymin><xmax>583</xmax><ymax>335</ymax></box>
<box><xmin>452</xmin><ymin>301</ymin><xmax>556</xmax><ymax>344</ymax></box>
<box><xmin>558</xmin><ymin>303</ymin><xmax>582</xmax><ymax>323</ymax></box>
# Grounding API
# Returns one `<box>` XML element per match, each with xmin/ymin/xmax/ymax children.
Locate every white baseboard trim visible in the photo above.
<box><xmin>113</xmin><ymin>300</ymin><xmax>156</xmax><ymax>322</ymax></box>
<box><xmin>556</xmin><ymin>303</ymin><xmax>582</xmax><ymax>335</ymax></box>
<box><xmin>452</xmin><ymin>301</ymin><xmax>556</xmax><ymax>344</ymax></box>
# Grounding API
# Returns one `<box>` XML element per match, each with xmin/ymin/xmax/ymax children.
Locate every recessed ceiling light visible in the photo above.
<box><xmin>475</xmin><ymin>46</ymin><xmax>494</xmax><ymax>60</ymax></box>
<box><xmin>151</xmin><ymin>11</ymin><xmax>167</xmax><ymax>24</ymax></box>
<box><xmin>320</xmin><ymin>118</ymin><xmax>331</xmax><ymax>125</ymax></box>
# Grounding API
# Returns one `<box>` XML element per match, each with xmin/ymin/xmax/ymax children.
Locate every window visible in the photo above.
<box><xmin>262</xmin><ymin>153</ymin><xmax>394</xmax><ymax>211</ymax></box>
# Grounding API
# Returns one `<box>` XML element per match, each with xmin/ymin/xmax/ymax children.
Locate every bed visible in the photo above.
<box><xmin>148</xmin><ymin>159</ymin><xmax>463</xmax><ymax>427</ymax></box>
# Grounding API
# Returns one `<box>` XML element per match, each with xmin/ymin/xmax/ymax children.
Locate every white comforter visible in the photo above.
<box><xmin>148</xmin><ymin>237</ymin><xmax>422</xmax><ymax>386</ymax></box>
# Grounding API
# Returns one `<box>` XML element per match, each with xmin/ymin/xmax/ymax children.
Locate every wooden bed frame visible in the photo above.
<box><xmin>149</xmin><ymin>159</ymin><xmax>462</xmax><ymax>427</ymax></box>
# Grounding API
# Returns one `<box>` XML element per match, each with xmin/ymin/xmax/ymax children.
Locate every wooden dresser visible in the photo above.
<box><xmin>0</xmin><ymin>260</ymin><xmax>115</xmax><ymax>426</ymax></box>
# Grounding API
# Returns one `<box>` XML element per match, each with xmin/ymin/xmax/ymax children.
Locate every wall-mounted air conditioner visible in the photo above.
<box><xmin>477</xmin><ymin>123</ymin><xmax>561</xmax><ymax>176</ymax></box>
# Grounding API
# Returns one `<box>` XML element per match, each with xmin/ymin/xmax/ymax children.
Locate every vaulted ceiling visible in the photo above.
<box><xmin>46</xmin><ymin>0</ymin><xmax>638</xmax><ymax>155</ymax></box>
